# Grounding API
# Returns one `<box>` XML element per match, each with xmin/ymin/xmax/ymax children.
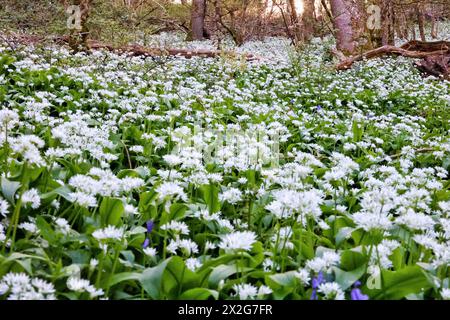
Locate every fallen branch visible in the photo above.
<box><xmin>415</xmin><ymin>55</ymin><xmax>450</xmax><ymax>79</ymax></box>
<box><xmin>88</xmin><ymin>40</ymin><xmax>259</xmax><ymax>61</ymax></box>
<box><xmin>0</xmin><ymin>32</ymin><xmax>261</xmax><ymax>62</ymax></box>
<box><xmin>336</xmin><ymin>45</ymin><xmax>449</xmax><ymax>70</ymax></box>
<box><xmin>400</xmin><ymin>40</ymin><xmax>450</xmax><ymax>52</ymax></box>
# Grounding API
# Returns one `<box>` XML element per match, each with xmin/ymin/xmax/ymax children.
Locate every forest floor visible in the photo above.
<box><xmin>0</xmin><ymin>28</ymin><xmax>449</xmax><ymax>300</ymax></box>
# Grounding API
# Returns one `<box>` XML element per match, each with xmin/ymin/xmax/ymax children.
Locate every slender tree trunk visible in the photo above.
<box><xmin>213</xmin><ymin>0</ymin><xmax>222</xmax><ymax>48</ymax></box>
<box><xmin>68</xmin><ymin>0</ymin><xmax>92</xmax><ymax>52</ymax></box>
<box><xmin>330</xmin><ymin>0</ymin><xmax>355</xmax><ymax>54</ymax></box>
<box><xmin>430</xmin><ymin>4</ymin><xmax>438</xmax><ymax>39</ymax></box>
<box><xmin>191</xmin><ymin>0</ymin><xmax>206</xmax><ymax>40</ymax></box>
<box><xmin>381</xmin><ymin>0</ymin><xmax>395</xmax><ymax>45</ymax></box>
<box><xmin>417</xmin><ymin>3</ymin><xmax>426</xmax><ymax>41</ymax></box>
<box><xmin>288</xmin><ymin>0</ymin><xmax>301</xmax><ymax>42</ymax></box>
<box><xmin>302</xmin><ymin>0</ymin><xmax>316</xmax><ymax>41</ymax></box>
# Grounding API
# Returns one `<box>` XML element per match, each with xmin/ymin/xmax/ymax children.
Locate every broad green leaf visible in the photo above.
<box><xmin>1</xmin><ymin>176</ymin><xmax>21</xmax><ymax>203</ymax></box>
<box><xmin>65</xmin><ymin>250</ymin><xmax>91</xmax><ymax>265</ymax></box>
<box><xmin>36</xmin><ymin>216</ymin><xmax>56</xmax><ymax>243</ymax></box>
<box><xmin>99</xmin><ymin>197</ymin><xmax>124</xmax><ymax>226</ymax></box>
<box><xmin>179</xmin><ymin>288</ymin><xmax>219</xmax><ymax>300</ymax></box>
<box><xmin>109</xmin><ymin>272</ymin><xmax>141</xmax><ymax>287</ymax></box>
<box><xmin>332</xmin><ymin>264</ymin><xmax>366</xmax><ymax>290</ymax></box>
<box><xmin>139</xmin><ymin>258</ymin><xmax>171</xmax><ymax>299</ymax></box>
<box><xmin>335</xmin><ymin>227</ymin><xmax>354</xmax><ymax>246</ymax></box>
<box><xmin>162</xmin><ymin>256</ymin><xmax>200</xmax><ymax>298</ymax></box>
<box><xmin>340</xmin><ymin>249</ymin><xmax>366</xmax><ymax>271</ymax></box>
<box><xmin>369</xmin><ymin>266</ymin><xmax>432</xmax><ymax>300</ymax></box>
<box><xmin>201</xmin><ymin>184</ymin><xmax>221</xmax><ymax>213</ymax></box>
<box><xmin>390</xmin><ymin>247</ymin><xmax>405</xmax><ymax>270</ymax></box>
<box><xmin>169</xmin><ymin>203</ymin><xmax>187</xmax><ymax>221</ymax></box>
<box><xmin>266</xmin><ymin>271</ymin><xmax>298</xmax><ymax>289</ymax></box>
<box><xmin>208</xmin><ymin>264</ymin><xmax>247</xmax><ymax>287</ymax></box>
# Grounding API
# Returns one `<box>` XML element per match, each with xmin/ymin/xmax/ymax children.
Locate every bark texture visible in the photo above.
<box><xmin>191</xmin><ymin>0</ymin><xmax>206</xmax><ymax>40</ymax></box>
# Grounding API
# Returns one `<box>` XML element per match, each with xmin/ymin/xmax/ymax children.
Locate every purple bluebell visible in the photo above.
<box><xmin>142</xmin><ymin>238</ymin><xmax>150</xmax><ymax>249</ymax></box>
<box><xmin>146</xmin><ymin>220</ymin><xmax>154</xmax><ymax>233</ymax></box>
<box><xmin>351</xmin><ymin>281</ymin><xmax>369</xmax><ymax>300</ymax></box>
<box><xmin>310</xmin><ymin>271</ymin><xmax>324</xmax><ymax>300</ymax></box>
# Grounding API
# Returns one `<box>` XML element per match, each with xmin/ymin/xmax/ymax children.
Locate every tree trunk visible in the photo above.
<box><xmin>213</xmin><ymin>0</ymin><xmax>222</xmax><ymax>48</ymax></box>
<box><xmin>430</xmin><ymin>6</ymin><xmax>438</xmax><ymax>39</ymax></box>
<box><xmin>288</xmin><ymin>0</ymin><xmax>301</xmax><ymax>42</ymax></box>
<box><xmin>302</xmin><ymin>0</ymin><xmax>316</xmax><ymax>41</ymax></box>
<box><xmin>417</xmin><ymin>3</ymin><xmax>426</xmax><ymax>42</ymax></box>
<box><xmin>68</xmin><ymin>0</ymin><xmax>92</xmax><ymax>52</ymax></box>
<box><xmin>381</xmin><ymin>0</ymin><xmax>395</xmax><ymax>45</ymax></box>
<box><xmin>330</xmin><ymin>0</ymin><xmax>355</xmax><ymax>54</ymax></box>
<box><xmin>191</xmin><ymin>0</ymin><xmax>206</xmax><ymax>41</ymax></box>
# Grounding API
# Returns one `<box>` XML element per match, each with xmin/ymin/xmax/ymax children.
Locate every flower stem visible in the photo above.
<box><xmin>105</xmin><ymin>243</ymin><xmax>121</xmax><ymax>296</ymax></box>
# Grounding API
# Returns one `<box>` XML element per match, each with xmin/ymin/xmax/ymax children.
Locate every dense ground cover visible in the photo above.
<box><xmin>0</xmin><ymin>36</ymin><xmax>449</xmax><ymax>300</ymax></box>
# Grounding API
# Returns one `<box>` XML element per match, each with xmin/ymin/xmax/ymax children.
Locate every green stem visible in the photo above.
<box><xmin>247</xmin><ymin>198</ymin><xmax>253</xmax><ymax>228</ymax></box>
<box><xmin>5</xmin><ymin>162</ymin><xmax>28</xmax><ymax>253</ymax></box>
<box><xmin>162</xmin><ymin>230</ymin><xmax>167</xmax><ymax>260</ymax></box>
<box><xmin>9</xmin><ymin>196</ymin><xmax>23</xmax><ymax>253</ymax></box>
<box><xmin>95</xmin><ymin>251</ymin><xmax>105</xmax><ymax>289</ymax></box>
<box><xmin>105</xmin><ymin>243</ymin><xmax>121</xmax><ymax>296</ymax></box>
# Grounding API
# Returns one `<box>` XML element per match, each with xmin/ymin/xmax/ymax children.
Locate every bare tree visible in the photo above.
<box><xmin>191</xmin><ymin>0</ymin><xmax>206</xmax><ymax>40</ymax></box>
<box><xmin>330</xmin><ymin>0</ymin><xmax>356</xmax><ymax>54</ymax></box>
<box><xmin>67</xmin><ymin>0</ymin><xmax>92</xmax><ymax>52</ymax></box>
<box><xmin>302</xmin><ymin>0</ymin><xmax>316</xmax><ymax>41</ymax></box>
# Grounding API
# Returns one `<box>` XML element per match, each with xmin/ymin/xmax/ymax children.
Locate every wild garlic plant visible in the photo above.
<box><xmin>0</xmin><ymin>33</ymin><xmax>449</xmax><ymax>300</ymax></box>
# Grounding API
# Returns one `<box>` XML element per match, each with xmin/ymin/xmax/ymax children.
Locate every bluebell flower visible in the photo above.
<box><xmin>351</xmin><ymin>281</ymin><xmax>369</xmax><ymax>300</ymax></box>
<box><xmin>310</xmin><ymin>271</ymin><xmax>324</xmax><ymax>300</ymax></box>
<box><xmin>146</xmin><ymin>220</ymin><xmax>154</xmax><ymax>233</ymax></box>
<box><xmin>142</xmin><ymin>238</ymin><xmax>150</xmax><ymax>249</ymax></box>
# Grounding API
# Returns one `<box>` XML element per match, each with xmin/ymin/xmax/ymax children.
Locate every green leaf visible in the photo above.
<box><xmin>264</xmin><ymin>271</ymin><xmax>297</xmax><ymax>300</ymax></box>
<box><xmin>65</xmin><ymin>250</ymin><xmax>91</xmax><ymax>265</ymax></box>
<box><xmin>208</xmin><ymin>264</ymin><xmax>244</xmax><ymax>287</ymax></box>
<box><xmin>35</xmin><ymin>216</ymin><xmax>56</xmax><ymax>243</ymax></box>
<box><xmin>1</xmin><ymin>177</ymin><xmax>21</xmax><ymax>203</ymax></box>
<box><xmin>332</xmin><ymin>264</ymin><xmax>366</xmax><ymax>290</ymax></box>
<box><xmin>99</xmin><ymin>197</ymin><xmax>124</xmax><ymax>226</ymax></box>
<box><xmin>340</xmin><ymin>249</ymin><xmax>366</xmax><ymax>271</ymax></box>
<box><xmin>139</xmin><ymin>190</ymin><xmax>157</xmax><ymax>210</ymax></box>
<box><xmin>162</xmin><ymin>256</ymin><xmax>200</xmax><ymax>298</ymax></box>
<box><xmin>14</xmin><ymin>258</ymin><xmax>33</xmax><ymax>274</ymax></box>
<box><xmin>109</xmin><ymin>272</ymin><xmax>141</xmax><ymax>287</ymax></box>
<box><xmin>53</xmin><ymin>185</ymin><xmax>73</xmax><ymax>201</ymax></box>
<box><xmin>335</xmin><ymin>227</ymin><xmax>354</xmax><ymax>246</ymax></box>
<box><xmin>248</xmin><ymin>241</ymin><xmax>264</xmax><ymax>268</ymax></box>
<box><xmin>390</xmin><ymin>247</ymin><xmax>405</xmax><ymax>270</ymax></box>
<box><xmin>139</xmin><ymin>258</ymin><xmax>171</xmax><ymax>299</ymax></box>
<box><xmin>128</xmin><ymin>226</ymin><xmax>146</xmax><ymax>235</ymax></box>
<box><xmin>169</xmin><ymin>203</ymin><xmax>187</xmax><ymax>221</ymax></box>
<box><xmin>352</xmin><ymin>120</ymin><xmax>363</xmax><ymax>142</ymax></box>
<box><xmin>369</xmin><ymin>266</ymin><xmax>432</xmax><ymax>300</ymax></box>
<box><xmin>266</xmin><ymin>271</ymin><xmax>298</xmax><ymax>289</ymax></box>
<box><xmin>201</xmin><ymin>184</ymin><xmax>221</xmax><ymax>213</ymax></box>
<box><xmin>179</xmin><ymin>288</ymin><xmax>219</xmax><ymax>300</ymax></box>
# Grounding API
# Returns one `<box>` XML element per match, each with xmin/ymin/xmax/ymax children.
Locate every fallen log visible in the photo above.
<box><xmin>88</xmin><ymin>40</ymin><xmax>260</xmax><ymax>61</ymax></box>
<box><xmin>400</xmin><ymin>40</ymin><xmax>450</xmax><ymax>52</ymax></box>
<box><xmin>0</xmin><ymin>32</ymin><xmax>261</xmax><ymax>62</ymax></box>
<box><xmin>335</xmin><ymin>40</ymin><xmax>450</xmax><ymax>80</ymax></box>
<box><xmin>336</xmin><ymin>45</ymin><xmax>449</xmax><ymax>70</ymax></box>
<box><xmin>415</xmin><ymin>55</ymin><xmax>450</xmax><ymax>79</ymax></box>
